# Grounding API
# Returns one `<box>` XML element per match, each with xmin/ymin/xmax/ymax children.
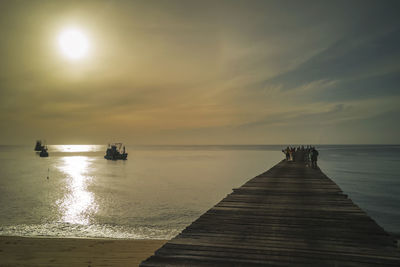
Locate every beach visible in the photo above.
<box><xmin>0</xmin><ymin>236</ymin><xmax>166</xmax><ymax>267</ymax></box>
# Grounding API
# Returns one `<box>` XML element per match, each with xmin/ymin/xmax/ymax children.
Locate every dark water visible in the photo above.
<box><xmin>318</xmin><ymin>145</ymin><xmax>400</xmax><ymax>234</ymax></box>
<box><xmin>0</xmin><ymin>145</ymin><xmax>399</xmax><ymax>239</ymax></box>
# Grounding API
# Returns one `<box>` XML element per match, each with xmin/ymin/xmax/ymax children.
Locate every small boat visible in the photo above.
<box><xmin>40</xmin><ymin>146</ymin><xmax>49</xmax><ymax>157</ymax></box>
<box><xmin>34</xmin><ymin>140</ymin><xmax>45</xmax><ymax>151</ymax></box>
<box><xmin>104</xmin><ymin>143</ymin><xmax>128</xmax><ymax>160</ymax></box>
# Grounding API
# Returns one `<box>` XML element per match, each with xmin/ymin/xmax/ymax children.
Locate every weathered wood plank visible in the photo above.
<box><xmin>140</xmin><ymin>160</ymin><xmax>400</xmax><ymax>266</ymax></box>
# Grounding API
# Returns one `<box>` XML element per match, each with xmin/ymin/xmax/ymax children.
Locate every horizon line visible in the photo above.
<box><xmin>2</xmin><ymin>143</ymin><xmax>399</xmax><ymax>146</ymax></box>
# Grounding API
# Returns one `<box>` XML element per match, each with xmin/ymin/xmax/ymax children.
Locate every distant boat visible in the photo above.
<box><xmin>104</xmin><ymin>143</ymin><xmax>128</xmax><ymax>160</ymax></box>
<box><xmin>39</xmin><ymin>146</ymin><xmax>49</xmax><ymax>157</ymax></box>
<box><xmin>34</xmin><ymin>140</ymin><xmax>45</xmax><ymax>151</ymax></box>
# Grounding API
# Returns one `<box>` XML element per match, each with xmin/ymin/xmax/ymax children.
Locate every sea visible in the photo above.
<box><xmin>0</xmin><ymin>145</ymin><xmax>399</xmax><ymax>239</ymax></box>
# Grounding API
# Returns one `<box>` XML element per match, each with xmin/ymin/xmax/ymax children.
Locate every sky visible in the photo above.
<box><xmin>0</xmin><ymin>0</ymin><xmax>399</xmax><ymax>145</ymax></box>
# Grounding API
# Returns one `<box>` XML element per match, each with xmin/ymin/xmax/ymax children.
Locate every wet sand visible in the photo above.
<box><xmin>0</xmin><ymin>236</ymin><xmax>166</xmax><ymax>267</ymax></box>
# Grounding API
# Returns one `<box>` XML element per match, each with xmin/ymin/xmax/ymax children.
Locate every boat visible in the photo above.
<box><xmin>39</xmin><ymin>146</ymin><xmax>49</xmax><ymax>157</ymax></box>
<box><xmin>34</xmin><ymin>140</ymin><xmax>45</xmax><ymax>151</ymax></box>
<box><xmin>104</xmin><ymin>143</ymin><xmax>128</xmax><ymax>160</ymax></box>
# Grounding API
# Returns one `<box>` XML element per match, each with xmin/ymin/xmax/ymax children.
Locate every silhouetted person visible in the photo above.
<box><xmin>297</xmin><ymin>146</ymin><xmax>305</xmax><ymax>162</ymax></box>
<box><xmin>291</xmin><ymin>147</ymin><xmax>296</xmax><ymax>162</ymax></box>
<box><xmin>311</xmin><ymin>147</ymin><xmax>319</xmax><ymax>169</ymax></box>
<box><xmin>304</xmin><ymin>146</ymin><xmax>311</xmax><ymax>167</ymax></box>
<box><xmin>282</xmin><ymin>147</ymin><xmax>290</xmax><ymax>161</ymax></box>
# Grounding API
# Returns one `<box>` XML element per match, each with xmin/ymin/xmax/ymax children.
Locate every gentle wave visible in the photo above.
<box><xmin>0</xmin><ymin>223</ymin><xmax>178</xmax><ymax>239</ymax></box>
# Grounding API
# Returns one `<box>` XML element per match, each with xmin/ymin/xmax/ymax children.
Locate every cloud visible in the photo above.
<box><xmin>257</xmin><ymin>26</ymin><xmax>400</xmax><ymax>94</ymax></box>
<box><xmin>1</xmin><ymin>1</ymin><xmax>400</xmax><ymax>144</ymax></box>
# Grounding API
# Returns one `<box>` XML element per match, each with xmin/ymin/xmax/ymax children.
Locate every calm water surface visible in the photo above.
<box><xmin>0</xmin><ymin>145</ymin><xmax>399</xmax><ymax>239</ymax></box>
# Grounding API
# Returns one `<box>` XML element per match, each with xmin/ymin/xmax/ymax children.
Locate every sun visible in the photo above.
<box><xmin>58</xmin><ymin>28</ymin><xmax>89</xmax><ymax>60</ymax></box>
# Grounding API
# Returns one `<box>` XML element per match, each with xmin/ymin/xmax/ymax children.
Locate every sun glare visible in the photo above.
<box><xmin>58</xmin><ymin>28</ymin><xmax>89</xmax><ymax>60</ymax></box>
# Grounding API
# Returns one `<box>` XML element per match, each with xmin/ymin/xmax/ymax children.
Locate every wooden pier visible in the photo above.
<box><xmin>141</xmin><ymin>160</ymin><xmax>400</xmax><ymax>266</ymax></box>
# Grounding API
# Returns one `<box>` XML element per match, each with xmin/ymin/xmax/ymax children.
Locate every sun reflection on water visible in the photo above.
<box><xmin>57</xmin><ymin>156</ymin><xmax>98</xmax><ymax>225</ymax></box>
<box><xmin>53</xmin><ymin>145</ymin><xmax>102</xmax><ymax>153</ymax></box>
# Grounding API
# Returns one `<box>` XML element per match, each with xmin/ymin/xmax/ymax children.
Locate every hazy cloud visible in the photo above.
<box><xmin>0</xmin><ymin>0</ymin><xmax>399</xmax><ymax>144</ymax></box>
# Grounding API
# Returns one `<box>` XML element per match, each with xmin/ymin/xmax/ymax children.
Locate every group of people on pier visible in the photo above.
<box><xmin>282</xmin><ymin>146</ymin><xmax>319</xmax><ymax>169</ymax></box>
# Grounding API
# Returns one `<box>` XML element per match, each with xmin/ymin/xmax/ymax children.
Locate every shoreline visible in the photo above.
<box><xmin>0</xmin><ymin>235</ymin><xmax>167</xmax><ymax>266</ymax></box>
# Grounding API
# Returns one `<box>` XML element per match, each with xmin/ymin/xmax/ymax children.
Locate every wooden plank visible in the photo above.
<box><xmin>159</xmin><ymin>243</ymin><xmax>400</xmax><ymax>264</ymax></box>
<box><xmin>140</xmin><ymin>160</ymin><xmax>400</xmax><ymax>266</ymax></box>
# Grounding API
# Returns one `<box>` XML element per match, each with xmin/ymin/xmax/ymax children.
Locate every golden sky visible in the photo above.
<box><xmin>1</xmin><ymin>0</ymin><xmax>400</xmax><ymax>144</ymax></box>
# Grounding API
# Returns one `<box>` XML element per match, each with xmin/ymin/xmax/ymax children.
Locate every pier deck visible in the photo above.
<box><xmin>141</xmin><ymin>160</ymin><xmax>400</xmax><ymax>266</ymax></box>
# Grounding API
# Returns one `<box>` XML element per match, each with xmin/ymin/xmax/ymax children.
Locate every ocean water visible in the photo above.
<box><xmin>0</xmin><ymin>145</ymin><xmax>399</xmax><ymax>239</ymax></box>
<box><xmin>318</xmin><ymin>145</ymin><xmax>400</xmax><ymax>234</ymax></box>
